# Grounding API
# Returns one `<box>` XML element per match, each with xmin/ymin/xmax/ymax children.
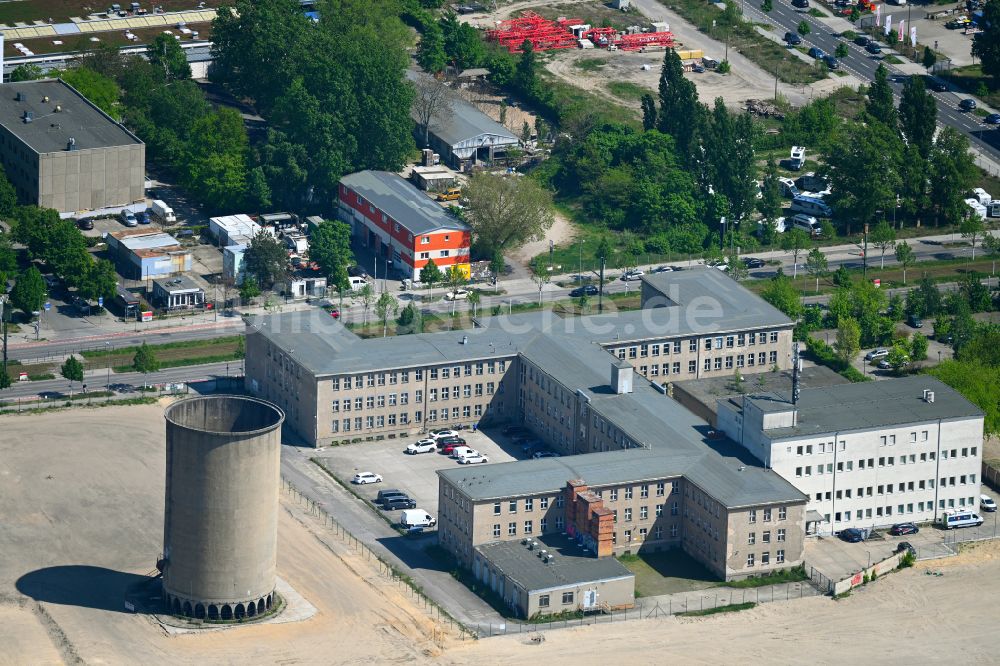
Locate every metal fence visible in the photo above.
<box><xmin>802</xmin><ymin>561</ymin><xmax>834</xmax><ymax>594</ymax></box>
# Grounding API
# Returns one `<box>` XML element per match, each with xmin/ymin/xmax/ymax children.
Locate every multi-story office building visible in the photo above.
<box><xmin>716</xmin><ymin>376</ymin><xmax>985</xmax><ymax>535</ymax></box>
<box><xmin>338</xmin><ymin>170</ymin><xmax>471</xmax><ymax>280</ymax></box>
<box><xmin>0</xmin><ymin>79</ymin><xmax>145</xmax><ymax>214</ymax></box>
<box><xmin>244</xmin><ymin>268</ymin><xmax>795</xmax><ymax>448</ymax></box>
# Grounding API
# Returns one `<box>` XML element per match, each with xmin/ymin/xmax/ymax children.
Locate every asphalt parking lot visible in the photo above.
<box><xmin>315</xmin><ymin>427</ymin><xmax>524</xmax><ymax>523</ymax></box>
<box><xmin>806</xmin><ymin>488</ymin><xmax>1000</xmax><ymax>582</ymax></box>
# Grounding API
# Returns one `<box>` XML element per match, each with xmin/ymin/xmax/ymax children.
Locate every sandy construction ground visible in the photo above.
<box><xmin>3</xmin><ymin>402</ymin><xmax>1000</xmax><ymax>664</ymax></box>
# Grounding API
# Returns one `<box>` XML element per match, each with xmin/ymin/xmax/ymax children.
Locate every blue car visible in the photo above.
<box><xmin>985</xmin><ymin>113</ymin><xmax>1000</xmax><ymax>125</ymax></box>
<box><xmin>808</xmin><ymin>46</ymin><xmax>825</xmax><ymax>59</ymax></box>
<box><xmin>839</xmin><ymin>527</ymin><xmax>865</xmax><ymax>543</ymax></box>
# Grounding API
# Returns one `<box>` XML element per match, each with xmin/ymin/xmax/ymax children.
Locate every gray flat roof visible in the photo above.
<box><xmin>120</xmin><ymin>232</ymin><xmax>181</xmax><ymax>251</ymax></box>
<box><xmin>750</xmin><ymin>375</ymin><xmax>984</xmax><ymax>439</ymax></box>
<box><xmin>406</xmin><ymin>71</ymin><xmax>518</xmax><ymax>148</ymax></box>
<box><xmin>625</xmin><ymin>268</ymin><xmax>794</xmax><ymax>343</ymax></box>
<box><xmin>153</xmin><ymin>275</ymin><xmax>202</xmax><ymax>293</ymax></box>
<box><xmin>0</xmin><ymin>79</ymin><xmax>141</xmax><ymax>154</ymax></box>
<box><xmin>477</xmin><ymin>534</ymin><xmax>633</xmax><ymax>593</ymax></box>
<box><xmin>340</xmin><ymin>170</ymin><xmax>468</xmax><ymax>237</ymax></box>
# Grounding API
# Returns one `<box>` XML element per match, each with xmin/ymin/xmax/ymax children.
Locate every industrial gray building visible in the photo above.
<box><xmin>0</xmin><ymin>79</ymin><xmax>145</xmax><ymax>214</ymax></box>
<box><xmin>161</xmin><ymin>395</ymin><xmax>284</xmax><ymax>620</ymax></box>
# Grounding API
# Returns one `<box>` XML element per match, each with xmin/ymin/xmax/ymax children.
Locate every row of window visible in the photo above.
<box><xmin>810</xmin><ymin>475</ymin><xmax>978</xmax><ymax>502</ymax></box>
<box><xmin>330</xmin><ymin>361</ymin><xmax>507</xmax><ymax>390</ymax></box>
<box><xmin>537</xmin><ymin>591</ymin><xmax>576</xmax><ymax>608</ymax></box>
<box><xmin>748</xmin><ymin>507</ymin><xmax>788</xmax><ymax>523</ymax></box>
<box><xmin>795</xmin><ymin>449</ymin><xmax>977</xmax><ymax>477</ymax></box>
<box><xmin>829</xmin><ymin>496</ymin><xmax>978</xmax><ymax>523</ymax></box>
<box><xmin>328</xmin><ymin>402</ymin><xmax>492</xmax><ymax>432</ymax></box>
<box><xmin>703</xmin><ymin>352</ymin><xmax>778</xmax><ymax>372</ymax></box>
<box><xmin>492</xmin><ymin>496</ymin><xmax>561</xmax><ymax>515</ymax></box>
<box><xmin>747</xmin><ymin>529</ymin><xmax>787</xmax><ymax>545</ymax></box>
<box><xmin>746</xmin><ymin>550</ymin><xmax>786</xmax><ymax>567</ymax></box>
<box><xmin>613</xmin><ymin>331</ymin><xmax>780</xmax><ymax>361</ymax></box>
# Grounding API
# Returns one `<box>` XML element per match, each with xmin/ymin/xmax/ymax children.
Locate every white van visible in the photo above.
<box><xmin>778</xmin><ymin>177</ymin><xmax>800</xmax><ymax>198</ymax></box>
<box><xmin>400</xmin><ymin>509</ymin><xmax>436</xmax><ymax>529</ymax></box>
<box><xmin>348</xmin><ymin>276</ymin><xmax>368</xmax><ymax>291</ymax></box>
<box><xmin>791</xmin><ymin>214</ymin><xmax>821</xmax><ymax>236</ymax></box>
<box><xmin>790</xmin><ymin>194</ymin><xmax>832</xmax><ymax>218</ymax></box>
<box><xmin>938</xmin><ymin>509</ymin><xmax>984</xmax><ymax>529</ymax></box>
<box><xmin>450</xmin><ymin>446</ymin><xmax>478</xmax><ymax>460</ymax></box>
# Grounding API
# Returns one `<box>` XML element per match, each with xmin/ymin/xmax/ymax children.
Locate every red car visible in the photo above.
<box><xmin>437</xmin><ymin>440</ymin><xmax>466</xmax><ymax>454</ymax></box>
<box><xmin>329</xmin><ymin>308</ymin><xmax>340</xmax><ymax>319</ymax></box>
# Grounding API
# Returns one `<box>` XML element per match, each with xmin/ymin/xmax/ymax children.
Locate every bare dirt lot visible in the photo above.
<box><xmin>5</xmin><ymin>402</ymin><xmax>1000</xmax><ymax>664</ymax></box>
<box><xmin>0</xmin><ymin>403</ymin><xmax>449</xmax><ymax>665</ymax></box>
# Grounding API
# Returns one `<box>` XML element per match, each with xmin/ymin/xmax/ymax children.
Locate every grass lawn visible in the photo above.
<box><xmin>80</xmin><ymin>335</ymin><xmax>243</xmax><ymax>372</ymax></box>
<box><xmin>618</xmin><ymin>549</ymin><xmax>719</xmax><ymax>597</ymax></box>
<box><xmin>606</xmin><ymin>81</ymin><xmax>648</xmax><ymax>102</ymax></box>
<box><xmin>573</xmin><ymin>57</ymin><xmax>609</xmax><ymax>72</ymax></box>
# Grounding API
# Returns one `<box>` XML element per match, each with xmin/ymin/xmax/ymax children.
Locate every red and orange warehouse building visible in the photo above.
<box><xmin>338</xmin><ymin>170</ymin><xmax>471</xmax><ymax>280</ymax></box>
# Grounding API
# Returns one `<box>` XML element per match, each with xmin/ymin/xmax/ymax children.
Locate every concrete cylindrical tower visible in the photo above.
<box><xmin>162</xmin><ymin>395</ymin><xmax>284</xmax><ymax>620</ymax></box>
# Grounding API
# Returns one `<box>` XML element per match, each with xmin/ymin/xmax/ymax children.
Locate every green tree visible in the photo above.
<box><xmin>0</xmin><ymin>234</ymin><xmax>18</xmax><ymax>286</ymax></box>
<box><xmin>707</xmin><ymin>99</ymin><xmax>758</xmax><ymax>224</ymax></box>
<box><xmin>929</xmin><ymin>360</ymin><xmax>1000</xmax><ymax>433</ymax></box>
<box><xmin>375</xmin><ymin>291</ymin><xmax>399</xmax><ymax>337</ymax></box>
<box><xmin>656</xmin><ymin>48</ymin><xmax>702</xmax><ymax>162</ymax></box>
<box><xmin>10</xmin><ymin>266</ymin><xmax>46</xmax><ymax>315</ymax></box>
<box><xmin>726</xmin><ymin>252</ymin><xmax>749</xmax><ymax>282</ymax></box>
<box><xmin>465</xmin><ymin>172</ymin><xmax>554</xmax><ymax>257</ymax></box>
<box><xmin>308</xmin><ymin>219</ymin><xmax>353</xmax><ymax>291</ymax></box>
<box><xmin>78</xmin><ymin>259</ymin><xmax>118</xmax><ymax>304</ymax></box>
<box><xmin>0</xmin><ymin>167</ymin><xmax>16</xmax><ymax>219</ymax></box>
<box><xmin>441</xmin><ymin>12</ymin><xmax>485</xmax><ymax>69</ymax></box>
<box><xmin>984</xmin><ymin>233</ymin><xmax>1000</xmax><ymax>276</ymax></box>
<box><xmin>911</xmin><ymin>332</ymin><xmax>929</xmax><ymax>361</ymax></box>
<box><xmin>835</xmin><ymin>42</ymin><xmax>848</xmax><ymax>59</ymax></box>
<box><xmin>395</xmin><ymin>301</ymin><xmax>423</xmax><ymax>335</ymax></box>
<box><xmin>417</xmin><ymin>21</ymin><xmax>447</xmax><ymax>74</ymax></box>
<box><xmin>9</xmin><ymin>63</ymin><xmax>43</xmax><ymax>82</ymax></box>
<box><xmin>781</xmin><ymin>228</ymin><xmax>811</xmax><ymax>279</ymax></box>
<box><xmin>866</xmin><ymin>64</ymin><xmax>897</xmax><ymax>128</ymax></box>
<box><xmin>352</xmin><ymin>283</ymin><xmax>372</xmax><ymax>326</ymax></box>
<box><xmin>761</xmin><ymin>274</ymin><xmax>803</xmax><ymax>318</ymax></box>
<box><xmin>60</xmin><ymin>355</ymin><xmax>84</xmax><ymax>386</ymax></box>
<box><xmin>835</xmin><ymin>316</ymin><xmax>861</xmax><ymax>365</ymax></box>
<box><xmin>895</xmin><ymin>241</ymin><xmax>916</xmax><ymax>284</ymax></box>
<box><xmin>183</xmin><ymin>108</ymin><xmax>252</xmax><ymax>211</ymax></box>
<box><xmin>420</xmin><ymin>258</ymin><xmax>442</xmax><ymax>295</ymax></box>
<box><xmin>762</xmin><ymin>0</ymin><xmax>773</xmax><ymax>10</ymax></box>
<box><xmin>959</xmin><ymin>272</ymin><xmax>992</xmax><ymax>312</ymax></box>
<box><xmin>961</xmin><ymin>216</ymin><xmax>985</xmax><ymax>260</ymax></box>
<box><xmin>147</xmin><ymin>33</ymin><xmax>192</xmax><ymax>80</ymax></box>
<box><xmin>922</xmin><ymin>46</ymin><xmax>937</xmax><ymax>70</ymax></box>
<box><xmin>929</xmin><ymin>127</ymin><xmax>978</xmax><ymax>227</ymax></box>
<box><xmin>825</xmin><ymin>119</ymin><xmax>902</xmax><ymax>235</ymax></box>
<box><xmin>640</xmin><ymin>94</ymin><xmax>657</xmax><ymax>131</ymax></box>
<box><xmin>898</xmin><ymin>75</ymin><xmax>937</xmax><ymax>159</ymax></box>
<box><xmin>489</xmin><ymin>251</ymin><xmax>505</xmax><ymax>292</ymax></box>
<box><xmin>972</xmin><ymin>0</ymin><xmax>1000</xmax><ymax>78</ymax></box>
<box><xmin>132</xmin><ymin>341</ymin><xmax>160</xmax><ymax>388</ymax></box>
<box><xmin>242</xmin><ymin>229</ymin><xmax>288</xmax><ymax>289</ymax></box>
<box><xmin>235</xmin><ymin>335</ymin><xmax>246</xmax><ymax>359</ymax></box>
<box><xmin>445</xmin><ymin>265</ymin><xmax>468</xmax><ymax>314</ymax></box>
<box><xmin>958</xmin><ymin>324</ymin><xmax>1000</xmax><ymax>366</ymax></box>
<box><xmin>797</xmin><ymin>20</ymin><xmax>811</xmax><ymax>36</ymax></box>
<box><xmin>758</xmin><ymin>154</ymin><xmax>783</xmax><ymax>244</ymax></box>
<box><xmin>240</xmin><ymin>275</ymin><xmax>261</xmax><ymax>303</ymax></box>
<box><xmin>514</xmin><ymin>39</ymin><xmax>540</xmax><ymax>98</ymax></box>
<box><xmin>61</xmin><ymin>67</ymin><xmax>121</xmax><ymax>120</ymax></box>
<box><xmin>869</xmin><ymin>221</ymin><xmax>896</xmax><ymax>269</ymax></box>
<box><xmin>805</xmin><ymin>247</ymin><xmax>828</xmax><ymax>292</ymax></box>
<box><xmin>886</xmin><ymin>341</ymin><xmax>911</xmax><ymax>374</ymax></box>
<box><xmin>467</xmin><ymin>289</ymin><xmax>481</xmax><ymax>317</ymax></box>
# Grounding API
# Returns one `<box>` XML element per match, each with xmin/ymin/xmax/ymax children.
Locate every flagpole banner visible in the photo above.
<box><xmin>898</xmin><ymin>19</ymin><xmax>905</xmax><ymax>41</ymax></box>
<box><xmin>910</xmin><ymin>26</ymin><xmax>917</xmax><ymax>47</ymax></box>
<box><xmin>875</xmin><ymin>4</ymin><xmax>881</xmax><ymax>26</ymax></box>
<box><xmin>885</xmin><ymin>15</ymin><xmax>892</xmax><ymax>36</ymax></box>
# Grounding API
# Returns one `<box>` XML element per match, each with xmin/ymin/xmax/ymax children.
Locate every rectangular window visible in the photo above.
<box><xmin>538</xmin><ymin>594</ymin><xmax>549</xmax><ymax>608</ymax></box>
<box><xmin>524</xmin><ymin>520</ymin><xmax>533</xmax><ymax>534</ymax></box>
<box><xmin>762</xmin><ymin>530</ymin><xmax>771</xmax><ymax>544</ymax></box>
<box><xmin>508</xmin><ymin>522</ymin><xmax>517</xmax><ymax>536</ymax></box>
<box><xmin>509</xmin><ymin>500</ymin><xmax>517</xmax><ymax>513</ymax></box>
<box><xmin>562</xmin><ymin>592</ymin><xmax>574</xmax><ymax>605</ymax></box>
<box><xmin>493</xmin><ymin>524</ymin><xmax>500</xmax><ymax>538</ymax></box>
<box><xmin>656</xmin><ymin>481</ymin><xmax>665</xmax><ymax>496</ymax></box>
<box><xmin>763</xmin><ymin>508</ymin><xmax>772</xmax><ymax>522</ymax></box>
<box><xmin>777</xmin><ymin>528</ymin><xmax>786</xmax><ymax>542</ymax></box>
<box><xmin>625</xmin><ymin>487</ymin><xmax>633</xmax><ymax>500</ymax></box>
<box><xmin>624</xmin><ymin>508</ymin><xmax>632</xmax><ymax>522</ymax></box>
<box><xmin>747</xmin><ymin>553</ymin><xmax>755</xmax><ymax>567</ymax></box>
<box><xmin>748</xmin><ymin>532</ymin><xmax>756</xmax><ymax>545</ymax></box>
<box><xmin>776</xmin><ymin>549</ymin><xmax>785</xmax><ymax>564</ymax></box>
<box><xmin>762</xmin><ymin>551</ymin><xmax>770</xmax><ymax>565</ymax></box>
<box><xmin>778</xmin><ymin>507</ymin><xmax>787</xmax><ymax>520</ymax></box>
<box><xmin>540</xmin><ymin>497</ymin><xmax>549</xmax><ymax>509</ymax></box>
<box><xmin>749</xmin><ymin>510</ymin><xmax>756</xmax><ymax>523</ymax></box>
<box><xmin>525</xmin><ymin>498</ymin><xmax>534</xmax><ymax>512</ymax></box>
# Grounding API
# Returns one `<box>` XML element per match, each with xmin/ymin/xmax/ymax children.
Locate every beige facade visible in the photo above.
<box><xmin>37</xmin><ymin>143</ymin><xmax>145</xmax><ymax>213</ymax></box>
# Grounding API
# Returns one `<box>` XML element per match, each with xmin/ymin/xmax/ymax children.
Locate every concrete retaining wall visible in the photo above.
<box><xmin>832</xmin><ymin>552</ymin><xmax>904</xmax><ymax>596</ymax></box>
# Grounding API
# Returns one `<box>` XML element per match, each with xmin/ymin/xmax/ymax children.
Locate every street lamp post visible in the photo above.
<box><xmin>105</xmin><ymin>341</ymin><xmax>111</xmax><ymax>391</ymax></box>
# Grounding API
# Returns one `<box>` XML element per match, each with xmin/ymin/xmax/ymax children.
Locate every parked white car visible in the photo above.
<box><xmin>620</xmin><ymin>269</ymin><xmax>645</xmax><ymax>281</ymax></box>
<box><xmin>459</xmin><ymin>454</ymin><xmax>489</xmax><ymax>464</ymax></box>
<box><xmin>445</xmin><ymin>289</ymin><xmax>470</xmax><ymax>300</ymax></box>
<box><xmin>405</xmin><ymin>439</ymin><xmax>437</xmax><ymax>454</ymax></box>
<box><xmin>865</xmin><ymin>348</ymin><xmax>889</xmax><ymax>362</ymax></box>
<box><xmin>428</xmin><ymin>429</ymin><xmax>460</xmax><ymax>440</ymax></box>
<box><xmin>981</xmin><ymin>495</ymin><xmax>997</xmax><ymax>512</ymax></box>
<box><xmin>352</xmin><ymin>472</ymin><xmax>383</xmax><ymax>485</ymax></box>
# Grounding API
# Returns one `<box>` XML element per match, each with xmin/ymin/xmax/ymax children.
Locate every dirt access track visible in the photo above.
<box><xmin>465</xmin><ymin>0</ymin><xmax>856</xmax><ymax>110</ymax></box>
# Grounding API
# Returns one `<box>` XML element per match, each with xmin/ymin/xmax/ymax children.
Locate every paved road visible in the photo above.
<box><xmin>734</xmin><ymin>0</ymin><xmax>1000</xmax><ymax>165</ymax></box>
<box><xmin>278</xmin><ymin>448</ymin><xmax>507</xmax><ymax>631</ymax></box>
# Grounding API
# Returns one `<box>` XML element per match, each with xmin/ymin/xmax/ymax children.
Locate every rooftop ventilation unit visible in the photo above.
<box><xmin>925</xmin><ymin>390</ymin><xmax>935</xmax><ymax>404</ymax></box>
<box><xmin>461</xmin><ymin>335</ymin><xmax>468</xmax><ymax>345</ymax></box>
<box><xmin>22</xmin><ymin>111</ymin><xmax>33</xmax><ymax>123</ymax></box>
<box><xmin>15</xmin><ymin>92</ymin><xmax>24</xmax><ymax>102</ymax></box>
<box><xmin>538</xmin><ymin>549</ymin><xmax>547</xmax><ymax>558</ymax></box>
<box><xmin>42</xmin><ymin>95</ymin><xmax>49</xmax><ymax>103</ymax></box>
<box><xmin>67</xmin><ymin>137</ymin><xmax>77</xmax><ymax>151</ymax></box>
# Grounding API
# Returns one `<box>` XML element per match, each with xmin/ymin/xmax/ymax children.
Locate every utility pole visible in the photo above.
<box><xmin>863</xmin><ymin>223</ymin><xmax>870</xmax><ymax>280</ymax></box>
<box><xmin>0</xmin><ymin>296</ymin><xmax>7</xmax><ymax>386</ymax></box>
<box><xmin>598</xmin><ymin>256</ymin><xmax>606</xmax><ymax>314</ymax></box>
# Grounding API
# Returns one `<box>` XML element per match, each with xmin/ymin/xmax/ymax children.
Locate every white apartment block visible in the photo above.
<box><xmin>717</xmin><ymin>376</ymin><xmax>985</xmax><ymax>535</ymax></box>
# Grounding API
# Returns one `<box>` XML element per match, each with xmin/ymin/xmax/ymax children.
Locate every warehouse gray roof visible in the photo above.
<box><xmin>406</xmin><ymin>70</ymin><xmax>518</xmax><ymax>148</ymax></box>
<box><xmin>0</xmin><ymin>79</ymin><xmax>141</xmax><ymax>154</ymax></box>
<box><xmin>249</xmin><ymin>310</ymin><xmax>537</xmax><ymax>376</ymax></box>
<box><xmin>340</xmin><ymin>170</ymin><xmax>468</xmax><ymax>236</ymax></box>
<box><xmin>477</xmin><ymin>535</ymin><xmax>633</xmax><ymax>593</ymax></box>
<box><xmin>745</xmin><ymin>375</ymin><xmax>983</xmax><ymax>440</ymax></box>
<box><xmin>118</xmin><ymin>232</ymin><xmax>181</xmax><ymax>251</ymax></box>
